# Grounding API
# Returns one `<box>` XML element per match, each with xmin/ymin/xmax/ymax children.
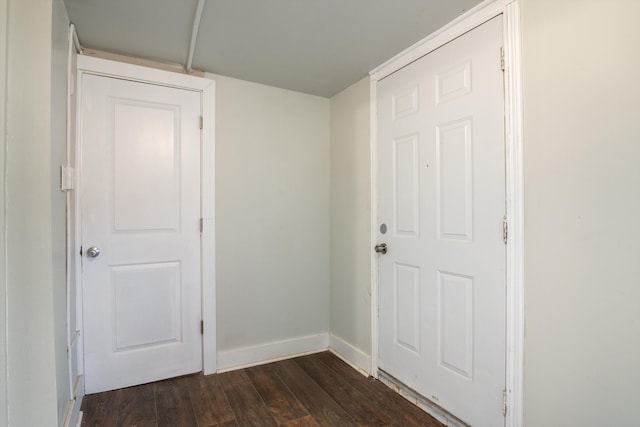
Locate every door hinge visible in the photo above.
<box><xmin>503</xmin><ymin>215</ymin><xmax>508</xmax><ymax>244</ymax></box>
<box><xmin>502</xmin><ymin>389</ymin><xmax>508</xmax><ymax>416</ymax></box>
<box><xmin>199</xmin><ymin>115</ymin><xmax>203</xmax><ymax>130</ymax></box>
<box><xmin>200</xmin><ymin>320</ymin><xmax>204</xmax><ymax>335</ymax></box>
<box><xmin>60</xmin><ymin>165</ymin><xmax>75</xmax><ymax>191</ymax></box>
<box><xmin>500</xmin><ymin>47</ymin><xmax>505</xmax><ymax>71</ymax></box>
<box><xmin>199</xmin><ymin>218</ymin><xmax>204</xmax><ymax>233</ymax></box>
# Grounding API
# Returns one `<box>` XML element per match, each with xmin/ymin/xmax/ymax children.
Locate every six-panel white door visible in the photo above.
<box><xmin>81</xmin><ymin>74</ymin><xmax>202</xmax><ymax>394</ymax></box>
<box><xmin>377</xmin><ymin>16</ymin><xmax>506</xmax><ymax>426</ymax></box>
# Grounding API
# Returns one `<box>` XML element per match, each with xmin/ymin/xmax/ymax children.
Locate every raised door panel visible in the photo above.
<box><xmin>112</xmin><ymin>102</ymin><xmax>179</xmax><ymax>232</ymax></box>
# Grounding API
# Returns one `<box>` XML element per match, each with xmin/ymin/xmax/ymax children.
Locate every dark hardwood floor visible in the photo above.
<box><xmin>81</xmin><ymin>351</ymin><xmax>444</xmax><ymax>427</ymax></box>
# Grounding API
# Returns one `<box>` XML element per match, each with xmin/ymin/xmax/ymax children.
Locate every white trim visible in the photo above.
<box><xmin>77</xmin><ymin>55</ymin><xmax>212</xmax><ymax>92</ymax></box>
<box><xmin>73</xmin><ymin>66</ymin><xmax>85</xmax><ymax>391</ymax></box>
<box><xmin>502</xmin><ymin>2</ymin><xmax>525</xmax><ymax>426</ymax></box>
<box><xmin>371</xmin><ymin>0</ymin><xmax>513</xmax><ymax>81</ymax></box>
<box><xmin>70</xmin><ymin>23</ymin><xmax>83</xmax><ymax>54</ymax></box>
<box><xmin>217</xmin><ymin>334</ymin><xmax>330</xmax><ymax>372</ymax></box>
<box><xmin>75</xmin><ymin>54</ymin><xmax>217</xmax><ymax>378</ymax></box>
<box><xmin>66</xmin><ymin>21</ymin><xmax>78</xmax><ymax>403</ymax></box>
<box><xmin>328</xmin><ymin>334</ymin><xmax>372</xmax><ymax>376</ymax></box>
<box><xmin>200</xmin><ymin>74</ymin><xmax>216</xmax><ymax>375</ymax></box>
<box><xmin>201</xmin><ymin>218</ymin><xmax>216</xmax><ymax>375</ymax></box>
<box><xmin>368</xmin><ymin>1</ymin><xmax>524</xmax><ymax>426</ymax></box>
<box><xmin>369</xmin><ymin>76</ymin><xmax>379</xmax><ymax>379</ymax></box>
<box><xmin>62</xmin><ymin>375</ymin><xmax>84</xmax><ymax>427</ymax></box>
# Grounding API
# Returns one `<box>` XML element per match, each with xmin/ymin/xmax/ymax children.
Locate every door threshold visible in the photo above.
<box><xmin>378</xmin><ymin>369</ymin><xmax>469</xmax><ymax>427</ymax></box>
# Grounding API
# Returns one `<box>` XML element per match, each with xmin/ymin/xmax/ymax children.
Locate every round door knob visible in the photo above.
<box><xmin>86</xmin><ymin>246</ymin><xmax>101</xmax><ymax>258</ymax></box>
<box><xmin>374</xmin><ymin>243</ymin><xmax>388</xmax><ymax>254</ymax></box>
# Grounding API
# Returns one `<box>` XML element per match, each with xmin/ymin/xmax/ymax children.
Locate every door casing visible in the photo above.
<box><xmin>74</xmin><ymin>56</ymin><xmax>217</xmax><ymax>386</ymax></box>
<box><xmin>369</xmin><ymin>1</ymin><xmax>524</xmax><ymax>426</ymax></box>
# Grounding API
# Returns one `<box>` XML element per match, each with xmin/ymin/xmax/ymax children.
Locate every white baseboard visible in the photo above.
<box><xmin>328</xmin><ymin>334</ymin><xmax>372</xmax><ymax>376</ymax></box>
<box><xmin>63</xmin><ymin>375</ymin><xmax>84</xmax><ymax>427</ymax></box>
<box><xmin>217</xmin><ymin>333</ymin><xmax>330</xmax><ymax>372</ymax></box>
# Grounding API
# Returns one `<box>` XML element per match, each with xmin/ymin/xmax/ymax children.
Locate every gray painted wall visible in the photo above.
<box><xmin>210</xmin><ymin>73</ymin><xmax>331</xmax><ymax>354</ymax></box>
<box><xmin>6</xmin><ymin>0</ymin><xmax>58</xmax><ymax>423</ymax></box>
<box><xmin>0</xmin><ymin>0</ymin><xmax>8</xmax><ymax>424</ymax></box>
<box><xmin>5</xmin><ymin>0</ymin><xmax>70</xmax><ymax>424</ymax></box>
<box><xmin>329</xmin><ymin>77</ymin><xmax>372</xmax><ymax>356</ymax></box>
<box><xmin>522</xmin><ymin>0</ymin><xmax>640</xmax><ymax>425</ymax></box>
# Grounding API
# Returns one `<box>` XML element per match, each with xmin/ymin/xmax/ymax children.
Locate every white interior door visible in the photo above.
<box><xmin>377</xmin><ymin>16</ymin><xmax>506</xmax><ymax>426</ymax></box>
<box><xmin>81</xmin><ymin>74</ymin><xmax>202</xmax><ymax>394</ymax></box>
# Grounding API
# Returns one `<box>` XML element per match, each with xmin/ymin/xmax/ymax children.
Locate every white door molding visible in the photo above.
<box><xmin>75</xmin><ymin>55</ymin><xmax>217</xmax><ymax>377</ymax></box>
<box><xmin>369</xmin><ymin>1</ymin><xmax>524</xmax><ymax>426</ymax></box>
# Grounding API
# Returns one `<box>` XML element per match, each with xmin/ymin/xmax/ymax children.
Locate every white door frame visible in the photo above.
<box><xmin>74</xmin><ymin>55</ymin><xmax>217</xmax><ymax>380</ymax></box>
<box><xmin>369</xmin><ymin>1</ymin><xmax>524</xmax><ymax>426</ymax></box>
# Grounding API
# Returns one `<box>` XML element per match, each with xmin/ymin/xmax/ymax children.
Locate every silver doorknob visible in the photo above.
<box><xmin>86</xmin><ymin>246</ymin><xmax>101</xmax><ymax>258</ymax></box>
<box><xmin>374</xmin><ymin>243</ymin><xmax>388</xmax><ymax>254</ymax></box>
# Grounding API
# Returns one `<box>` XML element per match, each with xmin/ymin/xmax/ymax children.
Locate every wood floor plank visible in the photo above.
<box><xmin>218</xmin><ymin>370</ymin><xmax>279</xmax><ymax>427</ymax></box>
<box><xmin>245</xmin><ymin>363</ymin><xmax>309</xmax><ymax>425</ymax></box>
<box><xmin>155</xmin><ymin>375</ymin><xmax>189</xmax><ymax>391</ymax></box>
<box><xmin>279</xmin><ymin>415</ymin><xmax>321</xmax><ymax>427</ymax></box>
<box><xmin>81</xmin><ymin>391</ymin><xmax>119</xmax><ymax>426</ymax></box>
<box><xmin>316</xmin><ymin>352</ymin><xmax>443</xmax><ymax>427</ymax></box>
<box><xmin>186</xmin><ymin>374</ymin><xmax>235</xmax><ymax>427</ymax></box>
<box><xmin>80</xmin><ymin>352</ymin><xmax>445</xmax><ymax>427</ymax></box>
<box><xmin>156</xmin><ymin>377</ymin><xmax>198</xmax><ymax>427</ymax></box>
<box><xmin>295</xmin><ymin>354</ymin><xmax>392</xmax><ymax>426</ymax></box>
<box><xmin>116</xmin><ymin>383</ymin><xmax>156</xmax><ymax>427</ymax></box>
<box><xmin>272</xmin><ymin>359</ymin><xmax>358</xmax><ymax>426</ymax></box>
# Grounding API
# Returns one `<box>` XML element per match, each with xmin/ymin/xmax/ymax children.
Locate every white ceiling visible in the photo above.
<box><xmin>64</xmin><ymin>0</ymin><xmax>483</xmax><ymax>97</ymax></box>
